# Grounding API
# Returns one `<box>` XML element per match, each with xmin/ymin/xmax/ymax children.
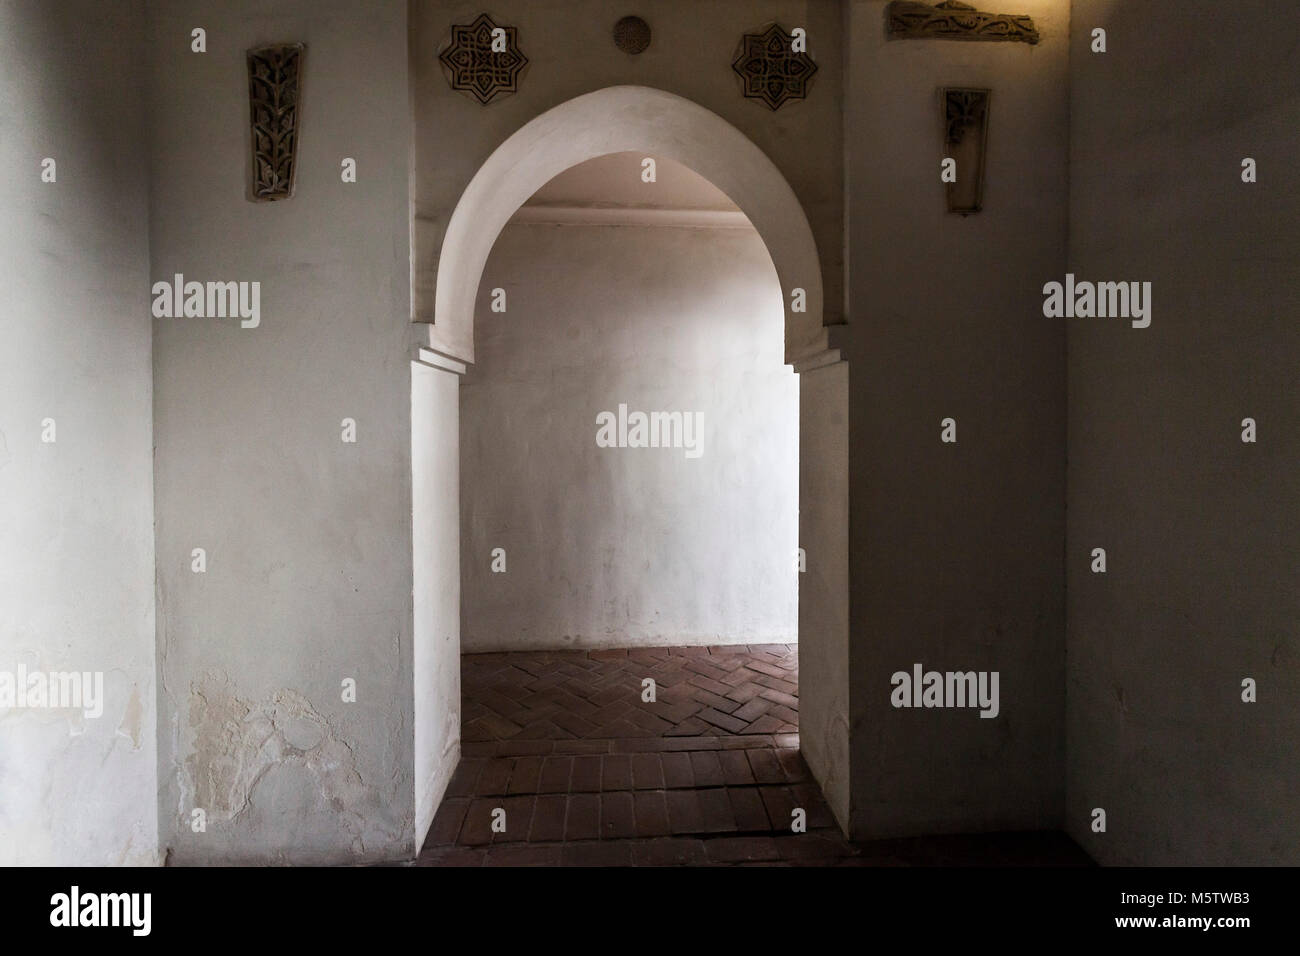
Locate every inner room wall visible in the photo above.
<box><xmin>844</xmin><ymin>0</ymin><xmax>1070</xmax><ymax>840</ymax></box>
<box><xmin>0</xmin><ymin>0</ymin><xmax>158</xmax><ymax>866</ymax></box>
<box><xmin>1065</xmin><ymin>0</ymin><xmax>1300</xmax><ymax>866</ymax></box>
<box><xmin>146</xmin><ymin>0</ymin><xmax>419</xmax><ymax>863</ymax></box>
<box><xmin>461</xmin><ymin>183</ymin><xmax>798</xmax><ymax>652</ymax></box>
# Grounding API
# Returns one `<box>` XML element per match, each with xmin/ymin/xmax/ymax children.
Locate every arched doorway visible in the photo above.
<box><xmin>414</xmin><ymin>86</ymin><xmax>849</xmax><ymax>855</ymax></box>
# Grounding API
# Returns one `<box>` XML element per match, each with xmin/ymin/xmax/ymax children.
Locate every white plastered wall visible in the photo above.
<box><xmin>461</xmin><ymin>220</ymin><xmax>799</xmax><ymax>651</ymax></box>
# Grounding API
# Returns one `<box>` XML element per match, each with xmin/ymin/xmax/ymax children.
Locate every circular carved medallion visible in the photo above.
<box><xmin>613</xmin><ymin>16</ymin><xmax>651</xmax><ymax>55</ymax></box>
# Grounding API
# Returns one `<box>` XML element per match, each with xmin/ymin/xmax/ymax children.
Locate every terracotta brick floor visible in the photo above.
<box><xmin>460</xmin><ymin>644</ymin><xmax>800</xmax><ymax>742</ymax></box>
<box><xmin>417</xmin><ymin>645</ymin><xmax>1093</xmax><ymax>867</ymax></box>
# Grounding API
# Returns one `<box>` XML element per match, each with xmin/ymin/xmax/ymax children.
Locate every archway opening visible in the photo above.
<box><xmin>426</xmin><ymin>85</ymin><xmax>832</xmax><ymax>368</ymax></box>
<box><xmin>413</xmin><ymin>87</ymin><xmax>850</xmax><ymax>864</ymax></box>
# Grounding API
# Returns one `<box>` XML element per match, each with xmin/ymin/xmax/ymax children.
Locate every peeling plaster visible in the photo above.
<box><xmin>183</xmin><ymin>672</ymin><xmax>399</xmax><ymax>858</ymax></box>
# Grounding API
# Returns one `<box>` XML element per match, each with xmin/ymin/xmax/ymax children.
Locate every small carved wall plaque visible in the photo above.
<box><xmin>943</xmin><ymin>88</ymin><xmax>990</xmax><ymax>215</ymax></box>
<box><xmin>439</xmin><ymin>13</ymin><xmax>528</xmax><ymax>105</ymax></box>
<box><xmin>731</xmin><ymin>23</ymin><xmax>817</xmax><ymax>111</ymax></box>
<box><xmin>888</xmin><ymin>1</ymin><xmax>1039</xmax><ymax>44</ymax></box>
<box><xmin>613</xmin><ymin>16</ymin><xmax>651</xmax><ymax>54</ymax></box>
<box><xmin>247</xmin><ymin>43</ymin><xmax>304</xmax><ymax>201</ymax></box>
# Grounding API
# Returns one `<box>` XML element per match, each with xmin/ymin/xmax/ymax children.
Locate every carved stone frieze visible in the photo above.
<box><xmin>888</xmin><ymin>1</ymin><xmax>1039</xmax><ymax>44</ymax></box>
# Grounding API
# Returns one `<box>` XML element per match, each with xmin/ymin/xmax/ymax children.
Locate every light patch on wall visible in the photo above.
<box><xmin>117</xmin><ymin>684</ymin><xmax>143</xmax><ymax>749</ymax></box>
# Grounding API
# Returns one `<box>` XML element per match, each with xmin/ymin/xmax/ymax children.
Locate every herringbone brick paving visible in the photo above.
<box><xmin>460</xmin><ymin>644</ymin><xmax>799</xmax><ymax>742</ymax></box>
<box><xmin>418</xmin><ymin>645</ymin><xmax>1093</xmax><ymax>867</ymax></box>
<box><xmin>420</xmin><ymin>643</ymin><xmax>847</xmax><ymax>865</ymax></box>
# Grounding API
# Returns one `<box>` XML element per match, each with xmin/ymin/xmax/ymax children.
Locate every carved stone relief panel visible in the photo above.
<box><xmin>439</xmin><ymin>13</ymin><xmax>528</xmax><ymax>105</ymax></box>
<box><xmin>247</xmin><ymin>43</ymin><xmax>304</xmax><ymax>201</ymax></box>
<box><xmin>731</xmin><ymin>23</ymin><xmax>817</xmax><ymax>111</ymax></box>
<box><xmin>943</xmin><ymin>88</ymin><xmax>990</xmax><ymax>215</ymax></box>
